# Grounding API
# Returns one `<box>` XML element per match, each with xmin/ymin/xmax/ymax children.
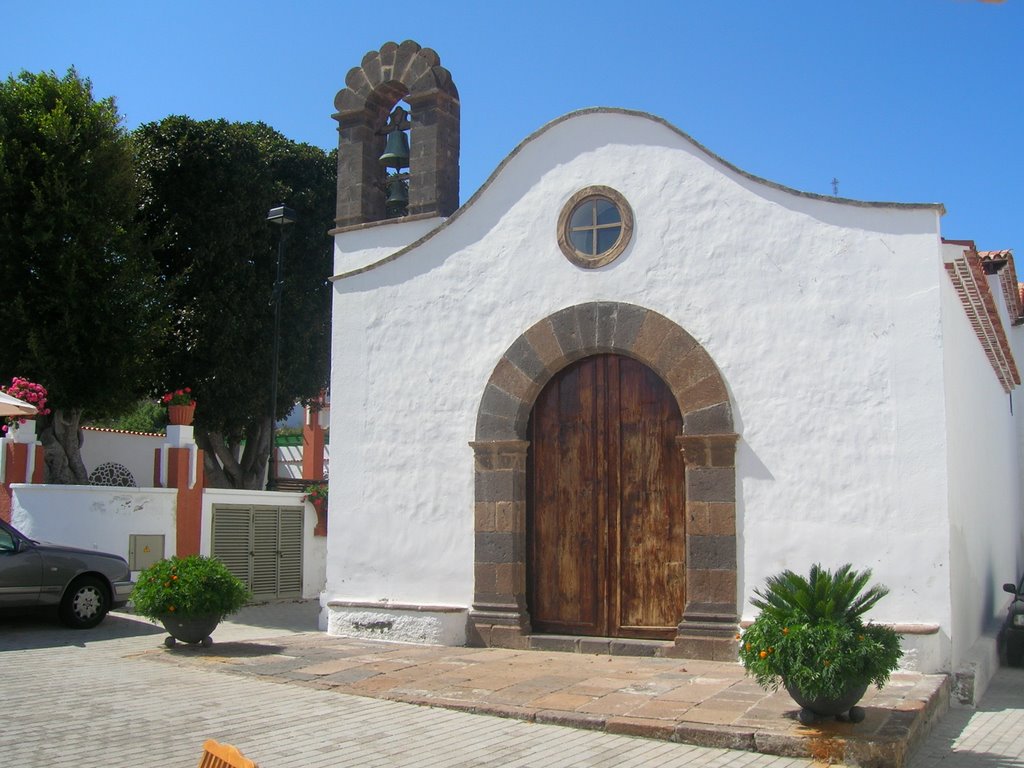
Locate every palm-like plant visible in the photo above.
<box><xmin>751</xmin><ymin>563</ymin><xmax>890</xmax><ymax>625</ymax></box>
<box><xmin>738</xmin><ymin>564</ymin><xmax>902</xmax><ymax>702</ymax></box>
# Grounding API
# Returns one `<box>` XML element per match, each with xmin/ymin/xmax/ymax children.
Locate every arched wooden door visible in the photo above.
<box><xmin>527</xmin><ymin>354</ymin><xmax>686</xmax><ymax>640</ymax></box>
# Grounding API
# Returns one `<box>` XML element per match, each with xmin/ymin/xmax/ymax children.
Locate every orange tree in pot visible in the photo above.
<box><xmin>738</xmin><ymin>563</ymin><xmax>903</xmax><ymax>725</ymax></box>
<box><xmin>131</xmin><ymin>555</ymin><xmax>249</xmax><ymax>648</ymax></box>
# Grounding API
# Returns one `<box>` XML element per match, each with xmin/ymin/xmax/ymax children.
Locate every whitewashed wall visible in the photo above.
<box><xmin>80</xmin><ymin>429</ymin><xmax>163</xmax><ymax>487</ymax></box>
<box><xmin>10</xmin><ymin>484</ymin><xmax>177</xmax><ymax>574</ymax></box>
<box><xmin>1013</xmin><ymin>310</ymin><xmax>1024</xmax><ymax>574</ymax></box>
<box><xmin>327</xmin><ymin>109</ymin><xmax>956</xmax><ymax>657</ymax></box>
<box><xmin>941</xmin><ymin>256</ymin><xmax>1024</xmax><ymax>671</ymax></box>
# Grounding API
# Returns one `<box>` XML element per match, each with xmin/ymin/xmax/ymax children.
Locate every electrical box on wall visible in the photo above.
<box><xmin>128</xmin><ymin>534</ymin><xmax>165</xmax><ymax>571</ymax></box>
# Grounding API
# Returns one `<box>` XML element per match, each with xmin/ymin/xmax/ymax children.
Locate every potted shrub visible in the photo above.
<box><xmin>131</xmin><ymin>555</ymin><xmax>250</xmax><ymax>648</ymax></box>
<box><xmin>161</xmin><ymin>387</ymin><xmax>196</xmax><ymax>425</ymax></box>
<box><xmin>737</xmin><ymin>563</ymin><xmax>903</xmax><ymax>725</ymax></box>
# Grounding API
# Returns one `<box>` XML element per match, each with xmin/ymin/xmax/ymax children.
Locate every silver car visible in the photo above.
<box><xmin>0</xmin><ymin>518</ymin><xmax>133</xmax><ymax>628</ymax></box>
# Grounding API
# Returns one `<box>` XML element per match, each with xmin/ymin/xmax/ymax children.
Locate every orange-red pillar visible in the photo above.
<box><xmin>167</xmin><ymin>446</ymin><xmax>204</xmax><ymax>556</ymax></box>
<box><xmin>154</xmin><ymin>427</ymin><xmax>205</xmax><ymax>557</ymax></box>
<box><xmin>0</xmin><ymin>432</ymin><xmax>45</xmax><ymax>523</ymax></box>
<box><xmin>301</xmin><ymin>404</ymin><xmax>326</xmax><ymax>481</ymax></box>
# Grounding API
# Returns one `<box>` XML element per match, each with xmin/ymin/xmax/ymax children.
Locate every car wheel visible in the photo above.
<box><xmin>59</xmin><ymin>576</ymin><xmax>109</xmax><ymax>629</ymax></box>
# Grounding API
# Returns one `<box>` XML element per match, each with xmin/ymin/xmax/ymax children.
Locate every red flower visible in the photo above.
<box><xmin>160</xmin><ymin>388</ymin><xmax>196</xmax><ymax>407</ymax></box>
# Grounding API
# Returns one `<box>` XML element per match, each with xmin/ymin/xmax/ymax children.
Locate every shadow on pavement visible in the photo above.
<box><xmin>162</xmin><ymin>640</ymin><xmax>287</xmax><ymax>658</ymax></box>
<box><xmin>0</xmin><ymin>609</ymin><xmax>163</xmax><ymax>651</ymax></box>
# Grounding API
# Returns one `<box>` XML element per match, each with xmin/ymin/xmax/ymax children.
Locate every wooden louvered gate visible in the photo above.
<box><xmin>212</xmin><ymin>505</ymin><xmax>304</xmax><ymax>599</ymax></box>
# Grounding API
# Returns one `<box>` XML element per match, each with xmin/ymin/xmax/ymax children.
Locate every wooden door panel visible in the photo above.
<box><xmin>615</xmin><ymin>359</ymin><xmax>686</xmax><ymax>637</ymax></box>
<box><xmin>529</xmin><ymin>355</ymin><xmax>684</xmax><ymax>640</ymax></box>
<box><xmin>529</xmin><ymin>358</ymin><xmax>603</xmax><ymax>634</ymax></box>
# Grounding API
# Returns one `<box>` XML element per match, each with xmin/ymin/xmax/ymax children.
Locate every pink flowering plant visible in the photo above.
<box><xmin>1</xmin><ymin>377</ymin><xmax>51</xmax><ymax>435</ymax></box>
<box><xmin>160</xmin><ymin>387</ymin><xmax>195</xmax><ymax>407</ymax></box>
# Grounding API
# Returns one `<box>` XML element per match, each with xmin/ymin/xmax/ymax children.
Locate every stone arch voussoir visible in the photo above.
<box><xmin>475</xmin><ymin>302</ymin><xmax>734</xmax><ymax>440</ymax></box>
<box><xmin>469</xmin><ymin>302</ymin><xmax>740</xmax><ymax>660</ymax></box>
<box><xmin>333</xmin><ymin>40</ymin><xmax>460</xmax><ymax>227</ymax></box>
<box><xmin>335</xmin><ymin>40</ymin><xmax>458</xmax><ymax>118</ymax></box>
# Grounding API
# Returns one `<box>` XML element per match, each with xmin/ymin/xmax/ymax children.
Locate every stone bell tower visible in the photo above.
<box><xmin>332</xmin><ymin>40</ymin><xmax>460</xmax><ymax>228</ymax></box>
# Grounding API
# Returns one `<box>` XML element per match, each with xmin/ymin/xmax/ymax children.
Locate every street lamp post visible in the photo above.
<box><xmin>266</xmin><ymin>204</ymin><xmax>297</xmax><ymax>490</ymax></box>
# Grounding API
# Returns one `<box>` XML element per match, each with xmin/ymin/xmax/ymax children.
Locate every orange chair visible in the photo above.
<box><xmin>197</xmin><ymin>739</ymin><xmax>258</xmax><ymax>768</ymax></box>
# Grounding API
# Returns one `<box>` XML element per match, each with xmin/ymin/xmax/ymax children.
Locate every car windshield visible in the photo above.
<box><xmin>0</xmin><ymin>521</ymin><xmax>34</xmax><ymax>546</ymax></box>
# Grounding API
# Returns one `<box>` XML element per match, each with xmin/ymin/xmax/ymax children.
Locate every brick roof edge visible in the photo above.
<box><xmin>945</xmin><ymin>246</ymin><xmax>1021</xmax><ymax>392</ymax></box>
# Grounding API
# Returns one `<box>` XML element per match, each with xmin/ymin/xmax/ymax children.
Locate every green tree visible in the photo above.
<box><xmin>0</xmin><ymin>69</ymin><xmax>161</xmax><ymax>482</ymax></box>
<box><xmin>134</xmin><ymin>117</ymin><xmax>334</xmax><ymax>489</ymax></box>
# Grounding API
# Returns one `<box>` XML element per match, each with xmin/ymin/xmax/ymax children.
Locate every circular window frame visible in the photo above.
<box><xmin>557</xmin><ymin>186</ymin><xmax>634</xmax><ymax>269</ymax></box>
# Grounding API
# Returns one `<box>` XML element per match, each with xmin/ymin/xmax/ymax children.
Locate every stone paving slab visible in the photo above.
<box><xmin>2</xmin><ymin>610</ymin><xmax>819</xmax><ymax>768</ymax></box>
<box><xmin>143</xmin><ymin>629</ymin><xmax>950</xmax><ymax>767</ymax></box>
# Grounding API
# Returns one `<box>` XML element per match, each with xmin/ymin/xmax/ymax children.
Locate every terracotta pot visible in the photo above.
<box><xmin>168</xmin><ymin>403</ymin><xmax>196</xmax><ymax>426</ymax></box>
<box><xmin>160</xmin><ymin>613</ymin><xmax>220</xmax><ymax>647</ymax></box>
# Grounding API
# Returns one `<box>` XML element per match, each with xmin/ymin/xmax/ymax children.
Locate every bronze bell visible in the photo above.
<box><xmin>384</xmin><ymin>176</ymin><xmax>409</xmax><ymax>217</ymax></box>
<box><xmin>379</xmin><ymin>130</ymin><xmax>410</xmax><ymax>170</ymax></box>
<box><xmin>385</xmin><ymin>176</ymin><xmax>409</xmax><ymax>205</ymax></box>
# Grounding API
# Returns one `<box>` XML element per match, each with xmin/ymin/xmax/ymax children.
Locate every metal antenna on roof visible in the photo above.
<box><xmin>831</xmin><ymin>177</ymin><xmax>840</xmax><ymax>196</ymax></box>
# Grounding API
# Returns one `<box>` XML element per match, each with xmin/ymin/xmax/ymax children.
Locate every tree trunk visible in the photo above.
<box><xmin>195</xmin><ymin>420</ymin><xmax>271</xmax><ymax>490</ymax></box>
<box><xmin>197</xmin><ymin>430</ymin><xmax>233</xmax><ymax>488</ymax></box>
<box><xmin>38</xmin><ymin>408</ymin><xmax>88</xmax><ymax>484</ymax></box>
<box><xmin>239</xmin><ymin>419</ymin><xmax>272</xmax><ymax>489</ymax></box>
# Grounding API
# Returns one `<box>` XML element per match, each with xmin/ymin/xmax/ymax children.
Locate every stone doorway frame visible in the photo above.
<box><xmin>468</xmin><ymin>302</ymin><xmax>740</xmax><ymax>660</ymax></box>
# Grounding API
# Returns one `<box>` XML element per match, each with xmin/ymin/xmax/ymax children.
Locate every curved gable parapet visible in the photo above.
<box><xmin>333</xmin><ymin>40</ymin><xmax>458</xmax><ymax>119</ymax></box>
<box><xmin>334</xmin><ymin>107</ymin><xmax>943</xmax><ymax>281</ymax></box>
<box><xmin>477</xmin><ymin>107</ymin><xmax>944</xmax><ymax>215</ymax></box>
<box><xmin>475</xmin><ymin>302</ymin><xmax>734</xmax><ymax>442</ymax></box>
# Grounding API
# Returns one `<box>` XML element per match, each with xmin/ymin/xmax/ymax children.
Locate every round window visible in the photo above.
<box><xmin>557</xmin><ymin>186</ymin><xmax>634</xmax><ymax>268</ymax></box>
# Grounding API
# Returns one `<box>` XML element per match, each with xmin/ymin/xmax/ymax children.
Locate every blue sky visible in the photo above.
<box><xmin>4</xmin><ymin>1</ymin><xmax>1021</xmax><ymax>250</ymax></box>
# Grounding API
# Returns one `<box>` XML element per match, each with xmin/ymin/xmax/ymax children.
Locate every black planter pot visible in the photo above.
<box><xmin>159</xmin><ymin>613</ymin><xmax>221</xmax><ymax>648</ymax></box>
<box><xmin>785</xmin><ymin>679</ymin><xmax>869</xmax><ymax>725</ymax></box>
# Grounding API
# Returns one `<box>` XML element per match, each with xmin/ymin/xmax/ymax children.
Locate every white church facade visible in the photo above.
<box><xmin>322</xmin><ymin>41</ymin><xmax>1024</xmax><ymax>688</ymax></box>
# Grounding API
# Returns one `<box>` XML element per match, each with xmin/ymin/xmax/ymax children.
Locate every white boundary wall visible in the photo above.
<box><xmin>78</xmin><ymin>427</ymin><xmax>330</xmax><ymax>485</ymax></box>
<box><xmin>10</xmin><ymin>484</ymin><xmax>177</xmax><ymax>576</ymax></box>
<box><xmin>79</xmin><ymin>429</ymin><xmax>163</xmax><ymax>487</ymax></box>
<box><xmin>10</xmin><ymin>484</ymin><xmax>327</xmax><ymax>600</ymax></box>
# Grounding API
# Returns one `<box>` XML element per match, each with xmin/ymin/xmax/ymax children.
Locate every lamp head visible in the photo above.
<box><xmin>267</xmin><ymin>205</ymin><xmax>298</xmax><ymax>225</ymax></box>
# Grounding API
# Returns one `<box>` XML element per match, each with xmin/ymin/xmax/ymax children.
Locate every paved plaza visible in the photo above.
<box><xmin>1</xmin><ymin>600</ymin><xmax>1022</xmax><ymax>767</ymax></box>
